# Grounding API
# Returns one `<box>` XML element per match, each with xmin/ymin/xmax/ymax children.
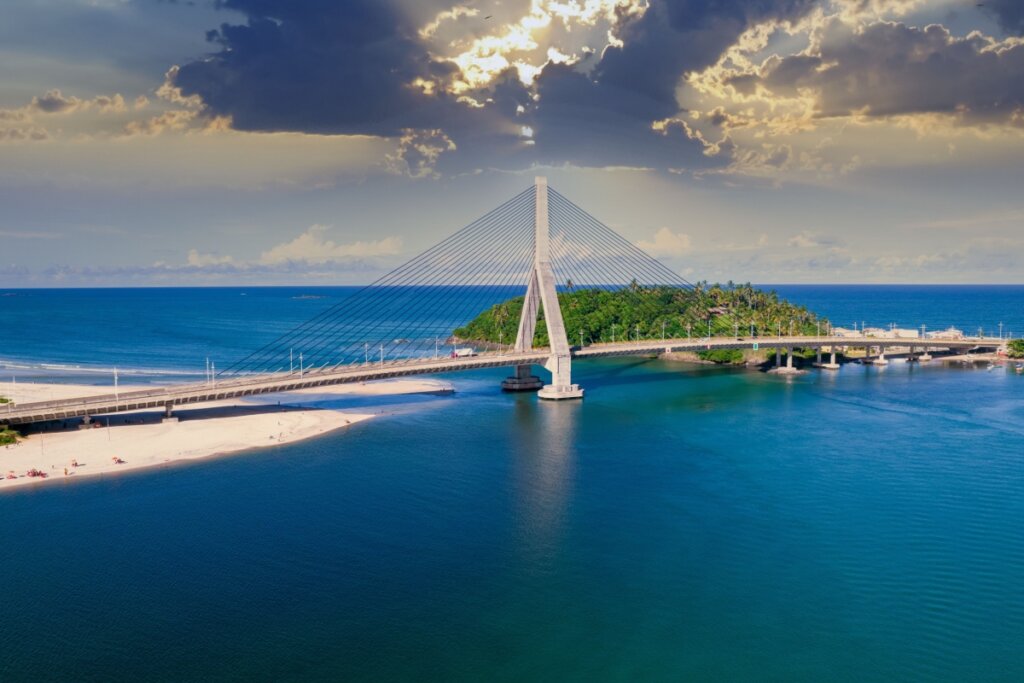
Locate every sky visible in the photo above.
<box><xmin>1</xmin><ymin>0</ymin><xmax>1023</xmax><ymax>286</ymax></box>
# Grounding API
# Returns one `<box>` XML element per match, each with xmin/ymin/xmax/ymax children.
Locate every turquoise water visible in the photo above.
<box><xmin>1</xmin><ymin>286</ymin><xmax>1023</xmax><ymax>681</ymax></box>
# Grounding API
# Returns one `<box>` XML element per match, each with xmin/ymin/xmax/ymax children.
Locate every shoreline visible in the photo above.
<box><xmin>0</xmin><ymin>378</ymin><xmax>453</xmax><ymax>492</ymax></box>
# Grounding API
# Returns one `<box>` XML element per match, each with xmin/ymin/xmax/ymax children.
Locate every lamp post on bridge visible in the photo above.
<box><xmin>687</xmin><ymin>323</ymin><xmax>691</xmax><ymax>340</ymax></box>
<box><xmin>636</xmin><ymin>324</ymin><xmax>640</xmax><ymax>342</ymax></box>
<box><xmin>580</xmin><ymin>330</ymin><xmax>584</xmax><ymax>349</ymax></box>
<box><xmin>662</xmin><ymin>320</ymin><xmax>666</xmax><ymax>341</ymax></box>
<box><xmin>380</xmin><ymin>344</ymin><xmax>384</xmax><ymax>367</ymax></box>
<box><xmin>611</xmin><ymin>323</ymin><xmax>616</xmax><ymax>344</ymax></box>
<box><xmin>365</xmin><ymin>343</ymin><xmax>369</xmax><ymax>366</ymax></box>
<box><xmin>999</xmin><ymin>321</ymin><xmax>1003</xmax><ymax>340</ymax></box>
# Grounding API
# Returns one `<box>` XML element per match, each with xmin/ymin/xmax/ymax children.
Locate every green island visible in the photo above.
<box><xmin>454</xmin><ymin>282</ymin><xmax>828</xmax><ymax>365</ymax></box>
<box><xmin>1007</xmin><ymin>339</ymin><xmax>1024</xmax><ymax>359</ymax></box>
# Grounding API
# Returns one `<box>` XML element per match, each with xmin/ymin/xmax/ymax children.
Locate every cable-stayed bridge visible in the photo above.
<box><xmin>1</xmin><ymin>178</ymin><xmax>1003</xmax><ymax>426</ymax></box>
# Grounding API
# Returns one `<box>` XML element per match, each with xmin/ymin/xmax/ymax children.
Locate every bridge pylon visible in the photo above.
<box><xmin>501</xmin><ymin>177</ymin><xmax>583</xmax><ymax>400</ymax></box>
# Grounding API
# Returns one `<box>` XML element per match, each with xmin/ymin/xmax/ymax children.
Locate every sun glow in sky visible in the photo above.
<box><xmin>1</xmin><ymin>0</ymin><xmax>1023</xmax><ymax>286</ymax></box>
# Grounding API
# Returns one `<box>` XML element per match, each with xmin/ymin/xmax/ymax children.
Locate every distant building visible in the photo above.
<box><xmin>861</xmin><ymin>327</ymin><xmax>920</xmax><ymax>339</ymax></box>
<box><xmin>926</xmin><ymin>327</ymin><xmax>965</xmax><ymax>340</ymax></box>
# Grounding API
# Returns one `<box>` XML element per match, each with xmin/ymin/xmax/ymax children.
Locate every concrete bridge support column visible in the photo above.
<box><xmin>78</xmin><ymin>415</ymin><xmax>93</xmax><ymax>430</ymax></box>
<box><xmin>775</xmin><ymin>348</ymin><xmax>782</xmax><ymax>367</ymax></box>
<box><xmin>874</xmin><ymin>349</ymin><xmax>889</xmax><ymax>366</ymax></box>
<box><xmin>815</xmin><ymin>348</ymin><xmax>840</xmax><ymax>370</ymax></box>
<box><xmin>786</xmin><ymin>348</ymin><xmax>794</xmax><ymax>369</ymax></box>
<box><xmin>163</xmin><ymin>403</ymin><xmax>179</xmax><ymax>424</ymax></box>
<box><xmin>501</xmin><ymin>364</ymin><xmax>543</xmax><ymax>392</ymax></box>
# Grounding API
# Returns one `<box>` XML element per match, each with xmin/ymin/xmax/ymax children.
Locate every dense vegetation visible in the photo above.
<box><xmin>0</xmin><ymin>427</ymin><xmax>18</xmax><ymax>446</ymax></box>
<box><xmin>697</xmin><ymin>349</ymin><xmax>746</xmax><ymax>364</ymax></box>
<box><xmin>1008</xmin><ymin>339</ymin><xmax>1024</xmax><ymax>359</ymax></box>
<box><xmin>454</xmin><ymin>282</ymin><xmax>828</xmax><ymax>348</ymax></box>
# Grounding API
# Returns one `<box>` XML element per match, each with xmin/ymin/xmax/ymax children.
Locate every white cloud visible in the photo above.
<box><xmin>787</xmin><ymin>231</ymin><xmax>821</xmax><ymax>248</ymax></box>
<box><xmin>259</xmin><ymin>225</ymin><xmax>402</xmax><ymax>265</ymax></box>
<box><xmin>187</xmin><ymin>249</ymin><xmax>235</xmax><ymax>267</ymax></box>
<box><xmin>636</xmin><ymin>227</ymin><xmax>692</xmax><ymax>257</ymax></box>
<box><xmin>385</xmin><ymin>129</ymin><xmax>457</xmax><ymax>179</ymax></box>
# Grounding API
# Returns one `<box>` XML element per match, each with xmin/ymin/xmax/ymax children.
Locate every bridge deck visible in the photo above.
<box><xmin>1</xmin><ymin>336</ymin><xmax>998</xmax><ymax>425</ymax></box>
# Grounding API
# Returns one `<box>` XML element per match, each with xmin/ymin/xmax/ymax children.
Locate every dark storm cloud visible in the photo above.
<box><xmin>526</xmin><ymin>0</ymin><xmax>818</xmax><ymax>167</ymax></box>
<box><xmin>172</xmin><ymin>0</ymin><xmax>818</xmax><ymax>171</ymax></box>
<box><xmin>748</xmin><ymin>20</ymin><xmax>1024</xmax><ymax>123</ymax></box>
<box><xmin>174</xmin><ymin>0</ymin><xmax>471</xmax><ymax>135</ymax></box>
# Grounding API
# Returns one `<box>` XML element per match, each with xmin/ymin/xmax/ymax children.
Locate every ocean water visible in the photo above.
<box><xmin>1</xmin><ymin>286</ymin><xmax>1023</xmax><ymax>682</ymax></box>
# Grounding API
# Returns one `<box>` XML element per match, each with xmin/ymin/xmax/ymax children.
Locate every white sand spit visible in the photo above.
<box><xmin>0</xmin><ymin>378</ymin><xmax>451</xmax><ymax>491</ymax></box>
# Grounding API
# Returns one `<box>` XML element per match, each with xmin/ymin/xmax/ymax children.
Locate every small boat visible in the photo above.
<box><xmin>1016</xmin><ymin>363</ymin><xmax>1023</xmax><ymax>375</ymax></box>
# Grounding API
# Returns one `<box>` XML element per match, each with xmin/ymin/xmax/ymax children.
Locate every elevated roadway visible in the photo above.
<box><xmin>1</xmin><ymin>335</ymin><xmax>1000</xmax><ymax>426</ymax></box>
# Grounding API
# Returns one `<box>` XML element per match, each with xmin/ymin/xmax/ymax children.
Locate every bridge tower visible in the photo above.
<box><xmin>501</xmin><ymin>177</ymin><xmax>584</xmax><ymax>400</ymax></box>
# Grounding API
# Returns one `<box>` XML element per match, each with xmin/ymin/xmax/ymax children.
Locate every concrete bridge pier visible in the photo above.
<box><xmin>78</xmin><ymin>415</ymin><xmax>93</xmax><ymax>430</ymax></box>
<box><xmin>813</xmin><ymin>347</ymin><xmax>840</xmax><ymax>370</ymax></box>
<box><xmin>787</xmin><ymin>348</ymin><xmax>794</xmax><ymax>370</ymax></box>
<box><xmin>775</xmin><ymin>348</ymin><xmax>782</xmax><ymax>367</ymax></box>
<box><xmin>907</xmin><ymin>346</ymin><xmax>919</xmax><ymax>363</ymax></box>
<box><xmin>919</xmin><ymin>351</ymin><xmax>933</xmax><ymax>361</ymax></box>
<box><xmin>871</xmin><ymin>348</ymin><xmax>889</xmax><ymax>366</ymax></box>
<box><xmin>501</xmin><ymin>364</ymin><xmax>543</xmax><ymax>392</ymax></box>
<box><xmin>163</xmin><ymin>403</ymin><xmax>179</xmax><ymax>424</ymax></box>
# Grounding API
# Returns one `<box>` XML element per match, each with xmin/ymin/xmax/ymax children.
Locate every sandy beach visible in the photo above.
<box><xmin>0</xmin><ymin>378</ymin><xmax>452</xmax><ymax>491</ymax></box>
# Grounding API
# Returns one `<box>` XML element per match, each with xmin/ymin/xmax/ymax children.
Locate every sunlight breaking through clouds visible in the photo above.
<box><xmin>436</xmin><ymin>0</ymin><xmax>648</xmax><ymax>92</ymax></box>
